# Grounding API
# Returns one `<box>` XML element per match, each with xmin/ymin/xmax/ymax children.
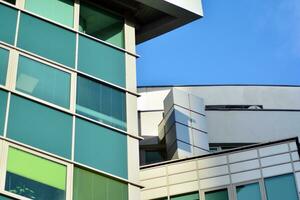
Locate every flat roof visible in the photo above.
<box><xmin>92</xmin><ymin>0</ymin><xmax>203</xmax><ymax>43</ymax></box>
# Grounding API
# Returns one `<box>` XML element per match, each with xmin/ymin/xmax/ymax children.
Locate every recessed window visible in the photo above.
<box><xmin>75</xmin><ymin>118</ymin><xmax>128</xmax><ymax>179</ymax></box>
<box><xmin>205</xmin><ymin>189</ymin><xmax>229</xmax><ymax>200</ymax></box>
<box><xmin>170</xmin><ymin>192</ymin><xmax>199</xmax><ymax>200</ymax></box>
<box><xmin>17</xmin><ymin>13</ymin><xmax>76</xmax><ymax>67</ymax></box>
<box><xmin>76</xmin><ymin>76</ymin><xmax>126</xmax><ymax>130</ymax></box>
<box><xmin>236</xmin><ymin>182</ymin><xmax>261</xmax><ymax>200</ymax></box>
<box><xmin>0</xmin><ymin>90</ymin><xmax>8</xmax><ymax>136</ymax></box>
<box><xmin>264</xmin><ymin>174</ymin><xmax>298</xmax><ymax>200</ymax></box>
<box><xmin>0</xmin><ymin>3</ymin><xmax>17</xmax><ymax>45</ymax></box>
<box><xmin>7</xmin><ymin>95</ymin><xmax>73</xmax><ymax>159</ymax></box>
<box><xmin>77</xmin><ymin>35</ymin><xmax>125</xmax><ymax>87</ymax></box>
<box><xmin>5</xmin><ymin>147</ymin><xmax>67</xmax><ymax>200</ymax></box>
<box><xmin>0</xmin><ymin>47</ymin><xmax>9</xmax><ymax>86</ymax></box>
<box><xmin>25</xmin><ymin>0</ymin><xmax>74</xmax><ymax>27</ymax></box>
<box><xmin>73</xmin><ymin>167</ymin><xmax>128</xmax><ymax>200</ymax></box>
<box><xmin>3</xmin><ymin>0</ymin><xmax>15</xmax><ymax>5</ymax></box>
<box><xmin>79</xmin><ymin>1</ymin><xmax>124</xmax><ymax>48</ymax></box>
<box><xmin>16</xmin><ymin>55</ymin><xmax>71</xmax><ymax>108</ymax></box>
<box><xmin>145</xmin><ymin>150</ymin><xmax>164</xmax><ymax>165</ymax></box>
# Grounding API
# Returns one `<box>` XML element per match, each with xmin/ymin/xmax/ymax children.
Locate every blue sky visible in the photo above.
<box><xmin>137</xmin><ymin>0</ymin><xmax>300</xmax><ymax>86</ymax></box>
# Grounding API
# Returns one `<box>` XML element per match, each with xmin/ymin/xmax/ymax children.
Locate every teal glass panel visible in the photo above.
<box><xmin>73</xmin><ymin>167</ymin><xmax>128</xmax><ymax>200</ymax></box>
<box><xmin>25</xmin><ymin>0</ymin><xmax>74</xmax><ymax>27</ymax></box>
<box><xmin>171</xmin><ymin>192</ymin><xmax>199</xmax><ymax>200</ymax></box>
<box><xmin>16</xmin><ymin>56</ymin><xmax>71</xmax><ymax>108</ymax></box>
<box><xmin>78</xmin><ymin>35</ymin><xmax>125</xmax><ymax>87</ymax></box>
<box><xmin>0</xmin><ymin>3</ymin><xmax>17</xmax><ymax>44</ymax></box>
<box><xmin>0</xmin><ymin>194</ymin><xmax>15</xmax><ymax>200</ymax></box>
<box><xmin>17</xmin><ymin>13</ymin><xmax>76</xmax><ymax>67</ymax></box>
<box><xmin>145</xmin><ymin>150</ymin><xmax>164</xmax><ymax>165</ymax></box>
<box><xmin>75</xmin><ymin>118</ymin><xmax>128</xmax><ymax>179</ymax></box>
<box><xmin>236</xmin><ymin>182</ymin><xmax>261</xmax><ymax>200</ymax></box>
<box><xmin>205</xmin><ymin>189</ymin><xmax>229</xmax><ymax>200</ymax></box>
<box><xmin>0</xmin><ymin>47</ymin><xmax>9</xmax><ymax>85</ymax></box>
<box><xmin>0</xmin><ymin>90</ymin><xmax>8</xmax><ymax>136</ymax></box>
<box><xmin>265</xmin><ymin>174</ymin><xmax>298</xmax><ymax>200</ymax></box>
<box><xmin>79</xmin><ymin>1</ymin><xmax>124</xmax><ymax>48</ymax></box>
<box><xmin>7</xmin><ymin>95</ymin><xmax>72</xmax><ymax>158</ymax></box>
<box><xmin>76</xmin><ymin>76</ymin><xmax>126</xmax><ymax>130</ymax></box>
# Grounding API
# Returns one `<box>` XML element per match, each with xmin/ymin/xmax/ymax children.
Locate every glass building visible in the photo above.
<box><xmin>0</xmin><ymin>0</ymin><xmax>203</xmax><ymax>199</ymax></box>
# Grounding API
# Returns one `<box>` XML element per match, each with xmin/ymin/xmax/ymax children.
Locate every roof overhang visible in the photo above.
<box><xmin>92</xmin><ymin>0</ymin><xmax>203</xmax><ymax>43</ymax></box>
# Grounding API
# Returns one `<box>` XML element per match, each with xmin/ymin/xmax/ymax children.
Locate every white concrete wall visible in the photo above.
<box><xmin>140</xmin><ymin>140</ymin><xmax>300</xmax><ymax>200</ymax></box>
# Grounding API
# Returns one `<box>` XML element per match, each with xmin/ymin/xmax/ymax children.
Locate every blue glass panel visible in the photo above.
<box><xmin>78</xmin><ymin>35</ymin><xmax>125</xmax><ymax>87</ymax></box>
<box><xmin>75</xmin><ymin>118</ymin><xmax>128</xmax><ymax>179</ymax></box>
<box><xmin>7</xmin><ymin>95</ymin><xmax>72</xmax><ymax>158</ymax></box>
<box><xmin>265</xmin><ymin>174</ymin><xmax>298</xmax><ymax>200</ymax></box>
<box><xmin>17</xmin><ymin>13</ymin><xmax>76</xmax><ymax>67</ymax></box>
<box><xmin>16</xmin><ymin>56</ymin><xmax>71</xmax><ymax>108</ymax></box>
<box><xmin>0</xmin><ymin>3</ymin><xmax>17</xmax><ymax>44</ymax></box>
<box><xmin>76</xmin><ymin>76</ymin><xmax>126</xmax><ymax>130</ymax></box>
<box><xmin>0</xmin><ymin>47</ymin><xmax>9</xmax><ymax>85</ymax></box>
<box><xmin>0</xmin><ymin>90</ymin><xmax>7</xmax><ymax>136</ymax></box>
<box><xmin>236</xmin><ymin>182</ymin><xmax>261</xmax><ymax>200</ymax></box>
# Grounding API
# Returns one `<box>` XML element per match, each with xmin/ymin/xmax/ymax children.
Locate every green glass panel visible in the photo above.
<box><xmin>7</xmin><ymin>95</ymin><xmax>72</xmax><ymax>159</ymax></box>
<box><xmin>237</xmin><ymin>182</ymin><xmax>261</xmax><ymax>200</ymax></box>
<box><xmin>25</xmin><ymin>0</ymin><xmax>74</xmax><ymax>27</ymax></box>
<box><xmin>78</xmin><ymin>35</ymin><xmax>125</xmax><ymax>87</ymax></box>
<box><xmin>0</xmin><ymin>47</ymin><xmax>9</xmax><ymax>85</ymax></box>
<box><xmin>75</xmin><ymin>118</ymin><xmax>128</xmax><ymax>179</ymax></box>
<box><xmin>171</xmin><ymin>192</ymin><xmax>199</xmax><ymax>200</ymax></box>
<box><xmin>0</xmin><ymin>90</ymin><xmax>7</xmax><ymax>136</ymax></box>
<box><xmin>16</xmin><ymin>56</ymin><xmax>71</xmax><ymax>108</ymax></box>
<box><xmin>17</xmin><ymin>13</ymin><xmax>76</xmax><ymax>67</ymax></box>
<box><xmin>7</xmin><ymin>147</ymin><xmax>66</xmax><ymax>190</ymax></box>
<box><xmin>5</xmin><ymin>147</ymin><xmax>66</xmax><ymax>200</ymax></box>
<box><xmin>73</xmin><ymin>167</ymin><xmax>128</xmax><ymax>200</ymax></box>
<box><xmin>205</xmin><ymin>189</ymin><xmax>229</xmax><ymax>200</ymax></box>
<box><xmin>0</xmin><ymin>3</ymin><xmax>17</xmax><ymax>44</ymax></box>
<box><xmin>76</xmin><ymin>76</ymin><xmax>126</xmax><ymax>130</ymax></box>
<box><xmin>265</xmin><ymin>174</ymin><xmax>298</xmax><ymax>200</ymax></box>
<box><xmin>79</xmin><ymin>1</ymin><xmax>124</xmax><ymax>48</ymax></box>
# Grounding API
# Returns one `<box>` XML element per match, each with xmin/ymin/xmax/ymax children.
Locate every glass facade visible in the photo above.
<box><xmin>78</xmin><ymin>35</ymin><xmax>126</xmax><ymax>87</ymax></box>
<box><xmin>0</xmin><ymin>4</ymin><xmax>17</xmax><ymax>45</ymax></box>
<box><xmin>170</xmin><ymin>192</ymin><xmax>199</xmax><ymax>200</ymax></box>
<box><xmin>76</xmin><ymin>76</ymin><xmax>126</xmax><ymax>130</ymax></box>
<box><xmin>16</xmin><ymin>55</ymin><xmax>71</xmax><ymax>108</ymax></box>
<box><xmin>205</xmin><ymin>189</ymin><xmax>229</xmax><ymax>200</ymax></box>
<box><xmin>74</xmin><ymin>118</ymin><xmax>128</xmax><ymax>179</ymax></box>
<box><xmin>0</xmin><ymin>90</ymin><xmax>7</xmax><ymax>136</ymax></box>
<box><xmin>236</xmin><ymin>182</ymin><xmax>261</xmax><ymax>200</ymax></box>
<box><xmin>73</xmin><ymin>167</ymin><xmax>128</xmax><ymax>200</ymax></box>
<box><xmin>17</xmin><ymin>13</ymin><xmax>76</xmax><ymax>67</ymax></box>
<box><xmin>264</xmin><ymin>174</ymin><xmax>298</xmax><ymax>200</ymax></box>
<box><xmin>79</xmin><ymin>1</ymin><xmax>124</xmax><ymax>48</ymax></box>
<box><xmin>7</xmin><ymin>95</ymin><xmax>73</xmax><ymax>159</ymax></box>
<box><xmin>25</xmin><ymin>0</ymin><xmax>74</xmax><ymax>27</ymax></box>
<box><xmin>0</xmin><ymin>47</ymin><xmax>9</xmax><ymax>86</ymax></box>
<box><xmin>5</xmin><ymin>147</ymin><xmax>67</xmax><ymax>200</ymax></box>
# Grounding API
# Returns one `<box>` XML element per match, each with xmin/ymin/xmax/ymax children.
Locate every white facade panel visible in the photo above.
<box><xmin>293</xmin><ymin>161</ymin><xmax>300</xmax><ymax>171</ymax></box>
<box><xmin>198</xmin><ymin>165</ymin><xmax>228</xmax><ymax>179</ymax></box>
<box><xmin>168</xmin><ymin>171</ymin><xmax>198</xmax><ymax>185</ymax></box>
<box><xmin>292</xmin><ymin>152</ymin><xmax>300</xmax><ymax>161</ymax></box>
<box><xmin>262</xmin><ymin>163</ymin><xmax>293</xmax><ymax>177</ymax></box>
<box><xmin>200</xmin><ymin>175</ymin><xmax>230</xmax><ymax>189</ymax></box>
<box><xmin>198</xmin><ymin>156</ymin><xmax>227</xmax><ymax>169</ymax></box>
<box><xmin>168</xmin><ymin>161</ymin><xmax>197</xmax><ymax>174</ymax></box>
<box><xmin>141</xmin><ymin>176</ymin><xmax>167</xmax><ymax>189</ymax></box>
<box><xmin>140</xmin><ymin>167</ymin><xmax>167</xmax><ymax>180</ymax></box>
<box><xmin>169</xmin><ymin>181</ymin><xmax>199</xmax><ymax>196</ymax></box>
<box><xmin>231</xmin><ymin>170</ymin><xmax>261</xmax><ymax>183</ymax></box>
<box><xmin>260</xmin><ymin>153</ymin><xmax>291</xmax><ymax>167</ymax></box>
<box><xmin>141</xmin><ymin>187</ymin><xmax>168</xmax><ymax>200</ymax></box>
<box><xmin>228</xmin><ymin>149</ymin><xmax>258</xmax><ymax>163</ymax></box>
<box><xmin>259</xmin><ymin>144</ymin><xmax>289</xmax><ymax>157</ymax></box>
<box><xmin>230</xmin><ymin>159</ymin><xmax>260</xmax><ymax>173</ymax></box>
<box><xmin>139</xmin><ymin>111</ymin><xmax>163</xmax><ymax>137</ymax></box>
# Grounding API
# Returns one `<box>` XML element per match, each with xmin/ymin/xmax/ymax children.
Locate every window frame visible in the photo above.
<box><xmin>0</xmin><ymin>139</ymin><xmax>73</xmax><ymax>200</ymax></box>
